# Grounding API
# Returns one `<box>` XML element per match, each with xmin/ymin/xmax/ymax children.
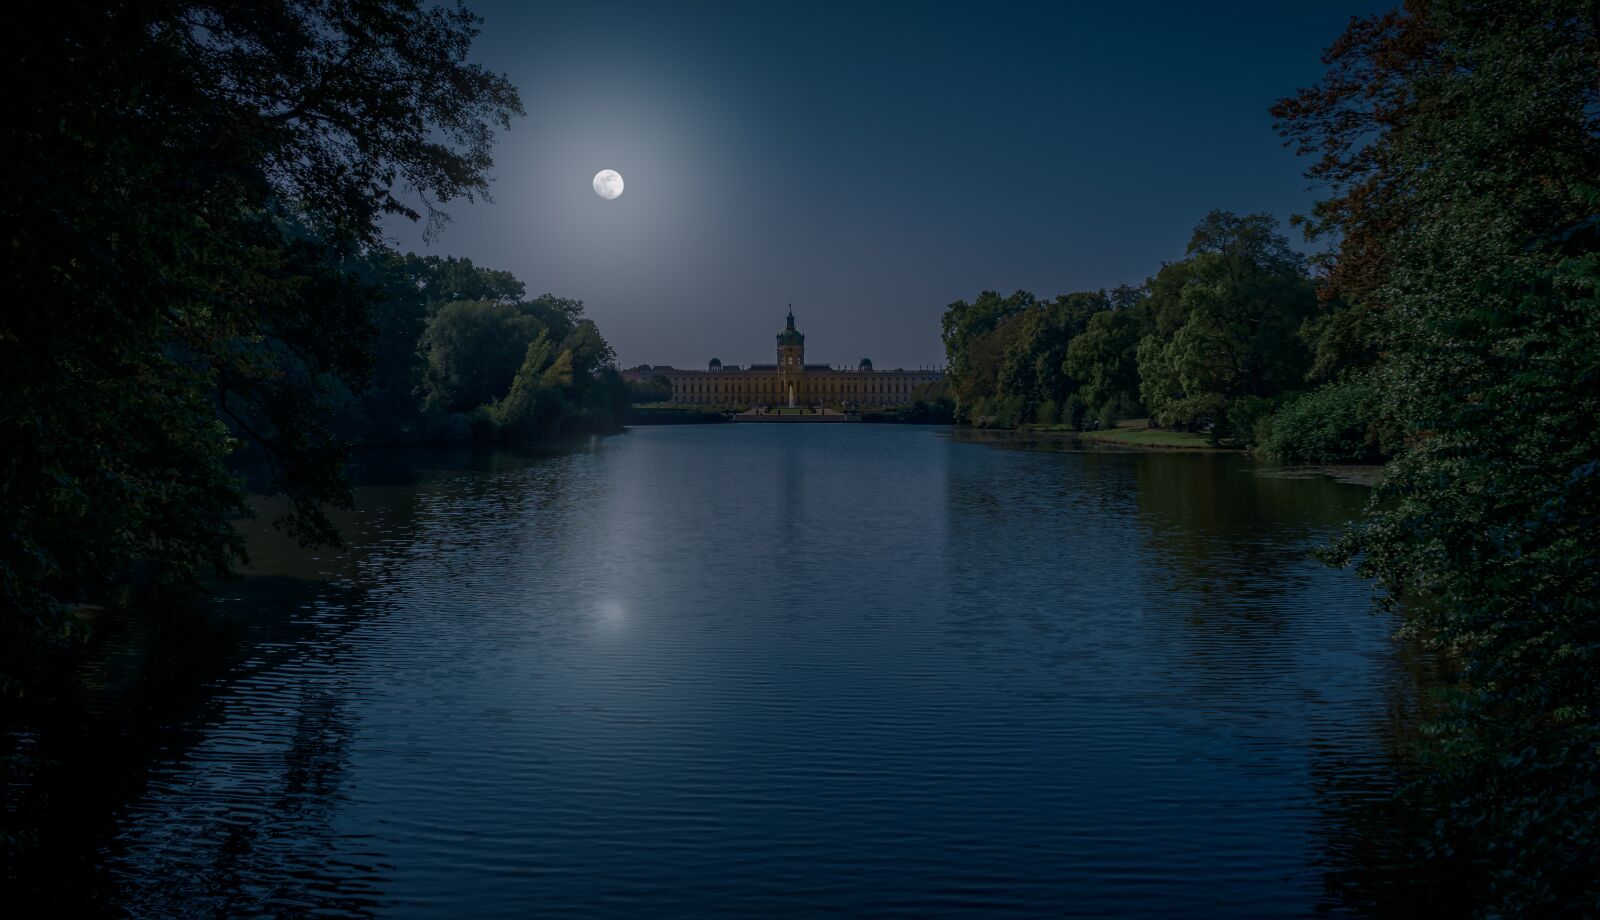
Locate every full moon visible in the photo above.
<box><xmin>593</xmin><ymin>169</ymin><xmax>624</xmax><ymax>200</ymax></box>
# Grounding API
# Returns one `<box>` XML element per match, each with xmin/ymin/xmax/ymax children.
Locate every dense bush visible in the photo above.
<box><xmin>1259</xmin><ymin>382</ymin><xmax>1380</xmax><ymax>462</ymax></box>
<box><xmin>628</xmin><ymin>375</ymin><xmax>674</xmax><ymax>403</ymax></box>
<box><xmin>940</xmin><ymin>290</ymin><xmax>1119</xmax><ymax>424</ymax></box>
<box><xmin>1</xmin><ymin>0</ymin><xmax>520</xmax><ymax>635</ymax></box>
<box><xmin>971</xmin><ymin>394</ymin><xmax>1027</xmax><ymax>429</ymax></box>
<box><xmin>1036</xmin><ymin>399</ymin><xmax>1061</xmax><ymax>425</ymax></box>
<box><xmin>1214</xmin><ymin>394</ymin><xmax>1280</xmax><ymax>448</ymax></box>
<box><xmin>1062</xmin><ymin>393</ymin><xmax>1090</xmax><ymax>430</ymax></box>
<box><xmin>1277</xmin><ymin>2</ymin><xmax>1600</xmax><ymax>912</ymax></box>
<box><xmin>941</xmin><ymin>215</ymin><xmax>1313</xmax><ymax>435</ymax></box>
<box><xmin>893</xmin><ymin>399</ymin><xmax>956</xmax><ymax>424</ymax></box>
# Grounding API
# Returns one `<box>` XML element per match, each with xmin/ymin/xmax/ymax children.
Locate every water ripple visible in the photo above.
<box><xmin>3</xmin><ymin>426</ymin><xmax>1437</xmax><ymax>917</ymax></box>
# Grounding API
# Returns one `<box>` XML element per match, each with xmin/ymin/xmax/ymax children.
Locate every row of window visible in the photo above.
<box><xmin>670</xmin><ymin>377</ymin><xmax>936</xmax><ymax>406</ymax></box>
<box><xmin>671</xmin><ymin>378</ymin><xmax>936</xmax><ymax>396</ymax></box>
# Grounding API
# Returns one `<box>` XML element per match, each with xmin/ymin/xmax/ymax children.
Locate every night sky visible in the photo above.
<box><xmin>383</xmin><ymin>1</ymin><xmax>1389</xmax><ymax>370</ymax></box>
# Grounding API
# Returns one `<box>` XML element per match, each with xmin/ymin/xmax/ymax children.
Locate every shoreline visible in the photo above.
<box><xmin>950</xmin><ymin>426</ymin><xmax>1385</xmax><ymax>486</ymax></box>
<box><xmin>951</xmin><ymin>425</ymin><xmax>1241</xmax><ymax>452</ymax></box>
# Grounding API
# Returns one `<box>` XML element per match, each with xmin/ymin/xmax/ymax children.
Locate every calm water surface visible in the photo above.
<box><xmin>4</xmin><ymin>425</ymin><xmax>1439</xmax><ymax>917</ymax></box>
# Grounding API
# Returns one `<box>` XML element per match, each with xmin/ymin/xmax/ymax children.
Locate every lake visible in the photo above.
<box><xmin>2</xmin><ymin>424</ymin><xmax>1442</xmax><ymax>917</ymax></box>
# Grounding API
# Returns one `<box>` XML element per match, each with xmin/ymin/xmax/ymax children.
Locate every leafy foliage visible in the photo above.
<box><xmin>352</xmin><ymin>252</ymin><xmax>526</xmax><ymax>442</ymax></box>
<box><xmin>1259</xmin><ymin>381</ymin><xmax>1381</xmax><ymax>462</ymax></box>
<box><xmin>939</xmin><ymin>290</ymin><xmax>1037</xmax><ymax>419</ymax></box>
<box><xmin>940</xmin><ymin>214</ymin><xmax>1317</xmax><ymax>439</ymax></box>
<box><xmin>407</xmin><ymin>292</ymin><xmax>626</xmax><ymax>440</ymax></box>
<box><xmin>1064</xmin><ymin>301</ymin><xmax>1144</xmax><ymax>427</ymax></box>
<box><xmin>940</xmin><ymin>290</ymin><xmax>1118</xmax><ymax>426</ymax></box>
<box><xmin>1</xmin><ymin>0</ymin><xmax>521</xmax><ymax>637</ymax></box>
<box><xmin>896</xmin><ymin>379</ymin><xmax>956</xmax><ymax>423</ymax></box>
<box><xmin>484</xmin><ymin>319</ymin><xmax>627</xmax><ymax>438</ymax></box>
<box><xmin>421</xmin><ymin>298</ymin><xmax>574</xmax><ymax>413</ymax></box>
<box><xmin>627</xmin><ymin>374</ymin><xmax>675</xmax><ymax>404</ymax></box>
<box><xmin>1278</xmin><ymin>1</ymin><xmax>1600</xmax><ymax>912</ymax></box>
<box><xmin>1136</xmin><ymin>212</ymin><xmax>1316</xmax><ymax>429</ymax></box>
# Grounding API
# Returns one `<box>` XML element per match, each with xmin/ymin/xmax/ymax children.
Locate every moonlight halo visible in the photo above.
<box><xmin>593</xmin><ymin>169</ymin><xmax>624</xmax><ymax>200</ymax></box>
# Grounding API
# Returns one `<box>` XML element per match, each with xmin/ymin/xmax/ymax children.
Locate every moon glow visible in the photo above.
<box><xmin>593</xmin><ymin>169</ymin><xmax>624</xmax><ymax>200</ymax></box>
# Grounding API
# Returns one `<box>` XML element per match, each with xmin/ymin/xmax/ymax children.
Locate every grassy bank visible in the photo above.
<box><xmin>1018</xmin><ymin>419</ymin><xmax>1225</xmax><ymax>450</ymax></box>
<box><xmin>1082</xmin><ymin>426</ymin><xmax>1218</xmax><ymax>450</ymax></box>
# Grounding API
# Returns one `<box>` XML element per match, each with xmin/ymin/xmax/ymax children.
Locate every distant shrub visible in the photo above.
<box><xmin>895</xmin><ymin>399</ymin><xmax>955</xmax><ymax>423</ymax></box>
<box><xmin>1221</xmin><ymin>395</ymin><xmax>1282</xmax><ymax>448</ymax></box>
<box><xmin>1261</xmin><ymin>380</ymin><xmax>1382</xmax><ymax>462</ymax></box>
<box><xmin>1035</xmin><ymin>399</ymin><xmax>1060</xmax><ymax>425</ymax></box>
<box><xmin>1063</xmin><ymin>393</ymin><xmax>1089</xmax><ymax>430</ymax></box>
<box><xmin>1157</xmin><ymin>392</ymin><xmax>1227</xmax><ymax>432</ymax></box>
<box><xmin>1093</xmin><ymin>393</ymin><xmax>1140</xmax><ymax>431</ymax></box>
<box><xmin>627</xmin><ymin>375</ymin><xmax>673</xmax><ymax>403</ymax></box>
<box><xmin>990</xmin><ymin>395</ymin><xmax>1026</xmax><ymax>429</ymax></box>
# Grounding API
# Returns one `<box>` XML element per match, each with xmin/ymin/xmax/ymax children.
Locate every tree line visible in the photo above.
<box><xmin>0</xmin><ymin>2</ymin><xmax>631</xmax><ymax>648</ymax></box>
<box><xmin>943</xmin><ymin>2</ymin><xmax>1599</xmax><ymax>913</ymax></box>
<box><xmin>941</xmin><ymin>209</ymin><xmax>1388</xmax><ymax>461</ymax></box>
<box><xmin>2</xmin><ymin>0</ymin><xmax>1595</xmax><ymax>913</ymax></box>
<box><xmin>351</xmin><ymin>251</ymin><xmax>628</xmax><ymax>446</ymax></box>
<box><xmin>1283</xmin><ymin>2</ymin><xmax>1597</xmax><ymax>914</ymax></box>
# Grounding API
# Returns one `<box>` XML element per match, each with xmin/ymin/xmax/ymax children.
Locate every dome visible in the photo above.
<box><xmin>709</xmin><ymin>357</ymin><xmax>722</xmax><ymax>370</ymax></box>
<box><xmin>858</xmin><ymin>357</ymin><xmax>873</xmax><ymax>370</ymax></box>
<box><xmin>776</xmin><ymin>309</ymin><xmax>805</xmax><ymax>347</ymax></box>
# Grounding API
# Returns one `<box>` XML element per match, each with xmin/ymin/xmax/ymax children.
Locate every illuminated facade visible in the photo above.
<box><xmin>625</xmin><ymin>309</ymin><xmax>942</xmax><ymax>407</ymax></box>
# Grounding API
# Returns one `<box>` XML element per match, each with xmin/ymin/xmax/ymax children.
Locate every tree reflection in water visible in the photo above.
<box><xmin>5</xmin><ymin>433</ymin><xmax>1467</xmax><ymax>916</ymax></box>
<box><xmin>957</xmin><ymin>434</ymin><xmax>1459</xmax><ymax>914</ymax></box>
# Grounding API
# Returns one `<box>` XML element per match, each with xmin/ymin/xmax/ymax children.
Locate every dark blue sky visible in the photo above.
<box><xmin>385</xmin><ymin>1</ymin><xmax>1386</xmax><ymax>369</ymax></box>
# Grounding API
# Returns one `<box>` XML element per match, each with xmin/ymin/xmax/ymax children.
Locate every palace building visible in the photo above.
<box><xmin>625</xmin><ymin>308</ymin><xmax>943</xmax><ymax>408</ymax></box>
